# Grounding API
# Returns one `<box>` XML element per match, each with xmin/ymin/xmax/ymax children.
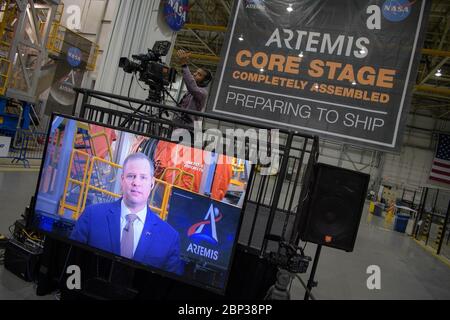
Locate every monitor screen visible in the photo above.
<box><xmin>166</xmin><ymin>188</ymin><xmax>242</xmax><ymax>289</ymax></box>
<box><xmin>30</xmin><ymin>114</ymin><xmax>252</xmax><ymax>293</ymax></box>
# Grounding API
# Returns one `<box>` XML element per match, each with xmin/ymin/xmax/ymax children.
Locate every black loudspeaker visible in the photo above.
<box><xmin>4</xmin><ymin>240</ymin><xmax>41</xmax><ymax>282</ymax></box>
<box><xmin>299</xmin><ymin>163</ymin><xmax>370</xmax><ymax>252</ymax></box>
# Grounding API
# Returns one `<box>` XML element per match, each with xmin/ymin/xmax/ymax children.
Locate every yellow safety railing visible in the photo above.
<box><xmin>149</xmin><ymin>179</ymin><xmax>173</xmax><ymax>220</ymax></box>
<box><xmin>78</xmin><ymin>156</ymin><xmax>123</xmax><ymax>219</ymax></box>
<box><xmin>161</xmin><ymin>167</ymin><xmax>195</xmax><ymax>191</ymax></box>
<box><xmin>39</xmin><ymin>3</ymin><xmax>63</xmax><ymax>34</ymax></box>
<box><xmin>434</xmin><ymin>219</ymin><xmax>445</xmax><ymax>245</ymax></box>
<box><xmin>230</xmin><ymin>179</ymin><xmax>245</xmax><ymax>187</ymax></box>
<box><xmin>230</xmin><ymin>158</ymin><xmax>245</xmax><ymax>187</ymax></box>
<box><xmin>0</xmin><ymin>57</ymin><xmax>10</xmax><ymax>95</ymax></box>
<box><xmin>86</xmin><ymin>44</ymin><xmax>99</xmax><ymax>71</ymax></box>
<box><xmin>58</xmin><ymin>150</ymin><xmax>91</xmax><ymax>217</ymax></box>
<box><xmin>47</xmin><ymin>22</ymin><xmax>64</xmax><ymax>54</ymax></box>
<box><xmin>47</xmin><ymin>22</ymin><xmax>65</xmax><ymax>54</ymax></box>
<box><xmin>369</xmin><ymin>201</ymin><xmax>375</xmax><ymax>214</ymax></box>
<box><xmin>75</xmin><ymin>123</ymin><xmax>113</xmax><ymax>159</ymax></box>
<box><xmin>0</xmin><ymin>0</ymin><xmax>15</xmax><ymax>42</ymax></box>
<box><xmin>0</xmin><ymin>0</ymin><xmax>16</xmax><ymax>94</ymax></box>
<box><xmin>77</xmin><ymin>125</ymin><xmax>116</xmax><ymax>182</ymax></box>
<box><xmin>89</xmin><ymin>128</ymin><xmax>114</xmax><ymax>162</ymax></box>
<box><xmin>231</xmin><ymin>158</ymin><xmax>245</xmax><ymax>172</ymax></box>
<box><xmin>77</xmin><ymin>157</ymin><xmax>174</xmax><ymax>221</ymax></box>
<box><xmin>54</xmin><ymin>3</ymin><xmax>64</xmax><ymax>24</ymax></box>
<box><xmin>420</xmin><ymin>213</ymin><xmax>432</xmax><ymax>241</ymax></box>
<box><xmin>78</xmin><ymin>157</ymin><xmax>172</xmax><ymax>220</ymax></box>
<box><xmin>384</xmin><ymin>202</ymin><xmax>395</xmax><ymax>229</ymax></box>
<box><xmin>61</xmin><ymin>153</ymin><xmax>202</xmax><ymax>221</ymax></box>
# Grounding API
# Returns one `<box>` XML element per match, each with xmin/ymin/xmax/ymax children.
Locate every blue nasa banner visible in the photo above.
<box><xmin>163</xmin><ymin>0</ymin><xmax>189</xmax><ymax>31</ymax></box>
<box><xmin>45</xmin><ymin>31</ymin><xmax>92</xmax><ymax>116</ymax></box>
<box><xmin>166</xmin><ymin>188</ymin><xmax>242</xmax><ymax>270</ymax></box>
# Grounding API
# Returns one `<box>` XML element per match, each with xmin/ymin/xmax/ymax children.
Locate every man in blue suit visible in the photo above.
<box><xmin>71</xmin><ymin>152</ymin><xmax>183</xmax><ymax>275</ymax></box>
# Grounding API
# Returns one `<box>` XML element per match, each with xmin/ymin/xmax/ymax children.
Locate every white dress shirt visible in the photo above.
<box><xmin>120</xmin><ymin>200</ymin><xmax>147</xmax><ymax>256</ymax></box>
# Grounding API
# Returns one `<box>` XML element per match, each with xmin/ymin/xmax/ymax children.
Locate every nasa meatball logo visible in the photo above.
<box><xmin>163</xmin><ymin>0</ymin><xmax>188</xmax><ymax>31</ymax></box>
<box><xmin>67</xmin><ymin>47</ymin><xmax>82</xmax><ymax>68</ymax></box>
<box><xmin>382</xmin><ymin>0</ymin><xmax>414</xmax><ymax>22</ymax></box>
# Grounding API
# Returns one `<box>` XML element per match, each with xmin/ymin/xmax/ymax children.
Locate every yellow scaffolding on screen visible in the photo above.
<box><xmin>59</xmin><ymin>152</ymin><xmax>196</xmax><ymax>221</ymax></box>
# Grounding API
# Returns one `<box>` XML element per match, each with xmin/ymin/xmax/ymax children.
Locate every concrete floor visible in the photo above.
<box><xmin>0</xmin><ymin>170</ymin><xmax>449</xmax><ymax>300</ymax></box>
<box><xmin>0</xmin><ymin>171</ymin><xmax>55</xmax><ymax>300</ymax></box>
<box><xmin>0</xmin><ymin>171</ymin><xmax>40</xmax><ymax>236</ymax></box>
<box><xmin>291</xmin><ymin>212</ymin><xmax>450</xmax><ymax>300</ymax></box>
<box><xmin>0</xmin><ymin>266</ymin><xmax>55</xmax><ymax>300</ymax></box>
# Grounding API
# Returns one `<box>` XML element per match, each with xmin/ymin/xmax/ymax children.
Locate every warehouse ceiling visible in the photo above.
<box><xmin>171</xmin><ymin>0</ymin><xmax>450</xmax><ymax>118</ymax></box>
<box><xmin>413</xmin><ymin>0</ymin><xmax>450</xmax><ymax>118</ymax></box>
<box><xmin>171</xmin><ymin>0</ymin><xmax>231</xmax><ymax>72</ymax></box>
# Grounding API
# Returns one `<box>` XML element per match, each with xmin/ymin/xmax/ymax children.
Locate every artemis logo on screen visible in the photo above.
<box><xmin>186</xmin><ymin>204</ymin><xmax>223</xmax><ymax>261</ymax></box>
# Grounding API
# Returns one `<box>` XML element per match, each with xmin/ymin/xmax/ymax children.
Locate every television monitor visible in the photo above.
<box><xmin>30</xmin><ymin>114</ymin><xmax>253</xmax><ymax>293</ymax></box>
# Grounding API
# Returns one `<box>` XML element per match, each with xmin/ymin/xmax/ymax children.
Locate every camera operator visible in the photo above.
<box><xmin>175</xmin><ymin>49</ymin><xmax>212</xmax><ymax>126</ymax></box>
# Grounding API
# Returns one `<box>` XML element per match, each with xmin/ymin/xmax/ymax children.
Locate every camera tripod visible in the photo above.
<box><xmin>263</xmin><ymin>235</ymin><xmax>321</xmax><ymax>300</ymax></box>
<box><xmin>119</xmin><ymin>79</ymin><xmax>168</xmax><ymax>127</ymax></box>
<box><xmin>120</xmin><ymin>76</ymin><xmax>190</xmax><ymax>131</ymax></box>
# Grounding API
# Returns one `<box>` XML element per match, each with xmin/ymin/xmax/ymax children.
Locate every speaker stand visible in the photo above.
<box><xmin>304</xmin><ymin>244</ymin><xmax>322</xmax><ymax>300</ymax></box>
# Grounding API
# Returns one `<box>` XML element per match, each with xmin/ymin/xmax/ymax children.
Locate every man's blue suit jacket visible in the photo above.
<box><xmin>70</xmin><ymin>199</ymin><xmax>183</xmax><ymax>275</ymax></box>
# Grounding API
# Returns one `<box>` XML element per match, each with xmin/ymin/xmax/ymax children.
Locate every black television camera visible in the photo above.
<box><xmin>266</xmin><ymin>239</ymin><xmax>311</xmax><ymax>274</ymax></box>
<box><xmin>119</xmin><ymin>40</ymin><xmax>177</xmax><ymax>103</ymax></box>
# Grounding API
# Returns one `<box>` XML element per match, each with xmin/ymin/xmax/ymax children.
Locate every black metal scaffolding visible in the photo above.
<box><xmin>413</xmin><ymin>186</ymin><xmax>450</xmax><ymax>258</ymax></box>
